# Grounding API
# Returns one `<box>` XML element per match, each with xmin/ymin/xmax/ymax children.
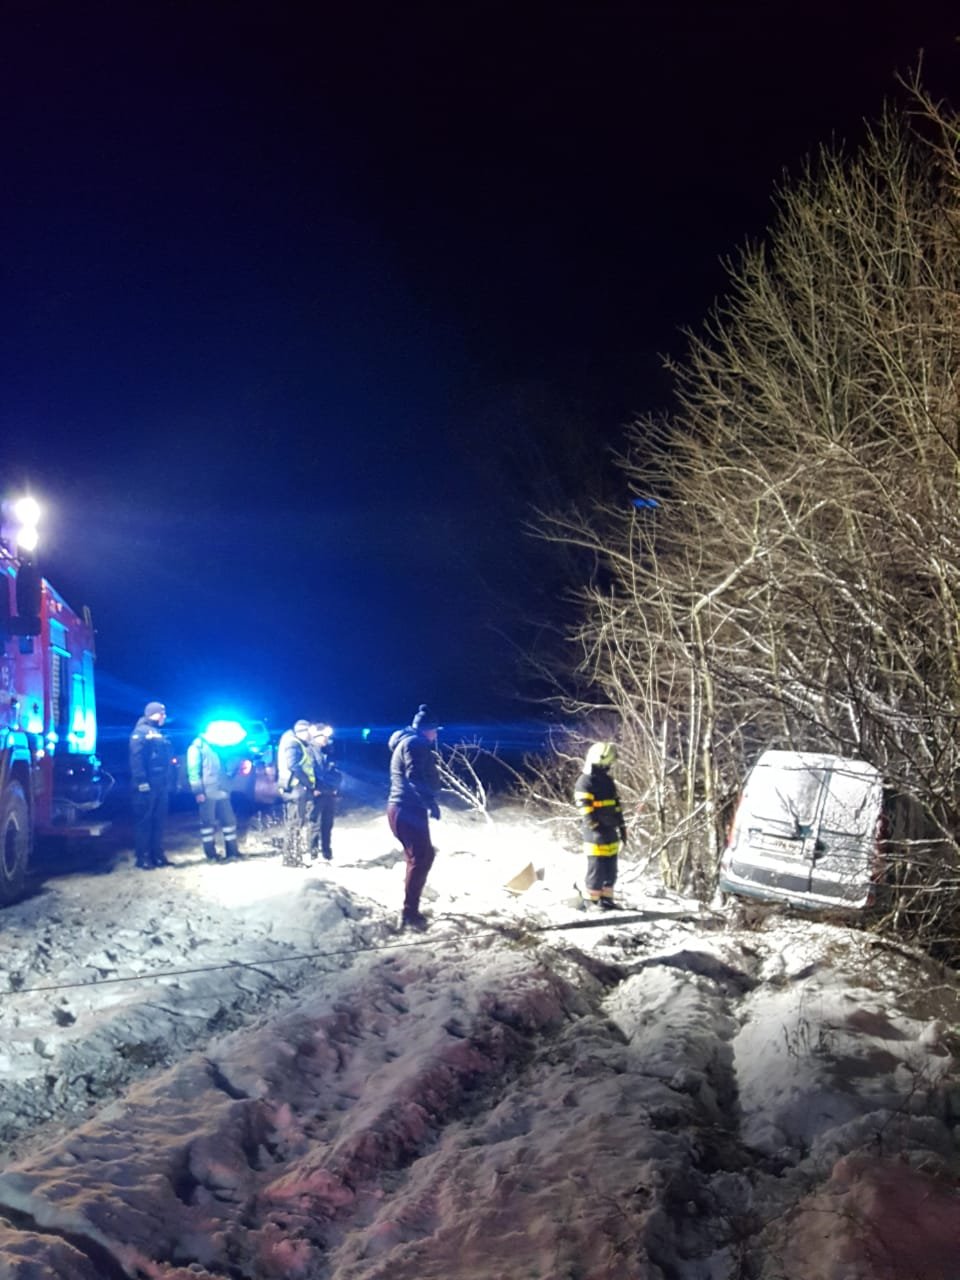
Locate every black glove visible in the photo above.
<box><xmin>429</xmin><ymin>800</ymin><xmax>441</xmax><ymax>820</ymax></box>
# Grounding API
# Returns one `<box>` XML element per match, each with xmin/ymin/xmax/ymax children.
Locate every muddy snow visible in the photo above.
<box><xmin>1</xmin><ymin>798</ymin><xmax>958</xmax><ymax>1279</ymax></box>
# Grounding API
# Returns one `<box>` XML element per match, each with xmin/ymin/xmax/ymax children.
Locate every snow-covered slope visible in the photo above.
<box><xmin>0</xmin><ymin>804</ymin><xmax>957</xmax><ymax>1279</ymax></box>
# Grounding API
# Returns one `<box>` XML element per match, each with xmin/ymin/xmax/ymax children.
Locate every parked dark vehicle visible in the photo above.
<box><xmin>172</xmin><ymin>719</ymin><xmax>278</xmax><ymax>807</ymax></box>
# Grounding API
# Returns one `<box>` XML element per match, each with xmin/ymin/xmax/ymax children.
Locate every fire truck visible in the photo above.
<box><xmin>0</xmin><ymin>499</ymin><xmax>107</xmax><ymax>904</ymax></box>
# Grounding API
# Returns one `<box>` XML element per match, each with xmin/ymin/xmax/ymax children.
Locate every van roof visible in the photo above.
<box><xmin>752</xmin><ymin>750</ymin><xmax>880</xmax><ymax>781</ymax></box>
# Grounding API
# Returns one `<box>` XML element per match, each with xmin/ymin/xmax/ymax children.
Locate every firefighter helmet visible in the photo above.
<box><xmin>585</xmin><ymin>741</ymin><xmax>617</xmax><ymax>769</ymax></box>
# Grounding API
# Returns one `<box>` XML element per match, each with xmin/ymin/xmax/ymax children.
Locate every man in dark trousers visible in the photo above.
<box><xmin>129</xmin><ymin>700</ymin><xmax>174</xmax><ymax>870</ymax></box>
<box><xmin>308</xmin><ymin>723</ymin><xmax>341</xmax><ymax>861</ymax></box>
<box><xmin>574</xmin><ymin>741</ymin><xmax>628</xmax><ymax>909</ymax></box>
<box><xmin>387</xmin><ymin>704</ymin><xmax>443</xmax><ymax>931</ymax></box>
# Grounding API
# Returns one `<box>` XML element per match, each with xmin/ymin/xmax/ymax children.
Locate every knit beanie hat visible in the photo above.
<box><xmin>144</xmin><ymin>701</ymin><xmax>166</xmax><ymax>719</ymax></box>
<box><xmin>412</xmin><ymin>704</ymin><xmax>442</xmax><ymax>732</ymax></box>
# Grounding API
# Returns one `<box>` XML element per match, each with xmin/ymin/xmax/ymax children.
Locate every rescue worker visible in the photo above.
<box><xmin>276</xmin><ymin>718</ymin><xmax>316</xmax><ymax>865</ymax></box>
<box><xmin>574</xmin><ymin>741</ymin><xmax>628</xmax><ymax>909</ymax></box>
<box><xmin>186</xmin><ymin>729</ymin><xmax>241</xmax><ymax>862</ymax></box>
<box><xmin>129</xmin><ymin>700</ymin><xmax>174</xmax><ymax>870</ymax></box>
<box><xmin>308</xmin><ymin>723</ymin><xmax>342</xmax><ymax>861</ymax></box>
<box><xmin>387</xmin><ymin>704</ymin><xmax>443</xmax><ymax>931</ymax></box>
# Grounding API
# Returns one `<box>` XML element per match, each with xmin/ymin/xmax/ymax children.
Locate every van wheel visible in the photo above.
<box><xmin>0</xmin><ymin>780</ymin><xmax>30</xmax><ymax>905</ymax></box>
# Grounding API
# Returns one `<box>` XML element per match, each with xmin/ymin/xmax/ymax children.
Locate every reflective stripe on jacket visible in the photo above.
<box><xmin>277</xmin><ymin>729</ymin><xmax>315</xmax><ymax>792</ymax></box>
<box><xmin>574</xmin><ymin>765</ymin><xmax>626</xmax><ymax>852</ymax></box>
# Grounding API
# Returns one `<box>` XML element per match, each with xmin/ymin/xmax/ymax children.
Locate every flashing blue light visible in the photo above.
<box><xmin>362</xmin><ymin>727</ymin><xmax>371</xmax><ymax>741</ymax></box>
<box><xmin>632</xmin><ymin>497</ymin><xmax>660</xmax><ymax>510</ymax></box>
<box><xmin>202</xmin><ymin>719</ymin><xmax>248</xmax><ymax>748</ymax></box>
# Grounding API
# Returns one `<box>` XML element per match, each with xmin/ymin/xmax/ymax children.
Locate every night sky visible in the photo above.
<box><xmin>1</xmin><ymin>2</ymin><xmax>956</xmax><ymax>744</ymax></box>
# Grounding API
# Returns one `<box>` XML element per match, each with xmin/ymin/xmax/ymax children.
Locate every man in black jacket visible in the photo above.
<box><xmin>387</xmin><ymin>704</ymin><xmax>442</xmax><ymax>931</ymax></box>
<box><xmin>308</xmin><ymin>723</ymin><xmax>341</xmax><ymax>861</ymax></box>
<box><xmin>129</xmin><ymin>701</ymin><xmax>174</xmax><ymax>870</ymax></box>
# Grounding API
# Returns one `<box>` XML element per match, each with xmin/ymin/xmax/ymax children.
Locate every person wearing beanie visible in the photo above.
<box><xmin>275</xmin><ymin>718</ymin><xmax>318</xmax><ymax>865</ymax></box>
<box><xmin>129</xmin><ymin>701</ymin><xmax>174</xmax><ymax>870</ymax></box>
<box><xmin>574</xmin><ymin>741</ymin><xmax>628</xmax><ymax>909</ymax></box>
<box><xmin>387</xmin><ymin>704</ymin><xmax>443</xmax><ymax>931</ymax></box>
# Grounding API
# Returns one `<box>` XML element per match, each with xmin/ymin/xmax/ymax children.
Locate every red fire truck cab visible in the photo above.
<box><xmin>0</xmin><ymin>541</ymin><xmax>108</xmax><ymax>904</ymax></box>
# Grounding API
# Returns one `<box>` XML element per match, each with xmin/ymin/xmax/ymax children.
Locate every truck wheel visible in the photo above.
<box><xmin>0</xmin><ymin>781</ymin><xmax>29</xmax><ymax>905</ymax></box>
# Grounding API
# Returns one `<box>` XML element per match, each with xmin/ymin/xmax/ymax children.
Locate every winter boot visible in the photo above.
<box><xmin>223</xmin><ymin>817</ymin><xmax>240</xmax><ymax>860</ymax></box>
<box><xmin>401</xmin><ymin>909</ymin><xmax>429</xmax><ymax>932</ymax></box>
<box><xmin>201</xmin><ymin>838</ymin><xmax>219</xmax><ymax>862</ymax></box>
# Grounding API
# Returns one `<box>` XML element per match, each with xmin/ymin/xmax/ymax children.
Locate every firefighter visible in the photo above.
<box><xmin>387</xmin><ymin>704</ymin><xmax>443</xmax><ymax>931</ymax></box>
<box><xmin>186</xmin><ymin>729</ymin><xmax>241</xmax><ymax>862</ymax></box>
<box><xmin>574</xmin><ymin>741</ymin><xmax>628</xmax><ymax>909</ymax></box>
<box><xmin>129</xmin><ymin>701</ymin><xmax>174</xmax><ymax>870</ymax></box>
<box><xmin>307</xmin><ymin>723</ymin><xmax>342</xmax><ymax>861</ymax></box>
<box><xmin>276</xmin><ymin>718</ymin><xmax>316</xmax><ymax>865</ymax></box>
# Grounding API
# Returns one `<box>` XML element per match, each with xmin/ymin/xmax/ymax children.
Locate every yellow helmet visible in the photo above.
<box><xmin>585</xmin><ymin>741</ymin><xmax>617</xmax><ymax>769</ymax></box>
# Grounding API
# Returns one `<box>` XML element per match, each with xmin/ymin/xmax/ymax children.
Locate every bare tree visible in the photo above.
<box><xmin>535</xmin><ymin>85</ymin><xmax>960</xmax><ymax>949</ymax></box>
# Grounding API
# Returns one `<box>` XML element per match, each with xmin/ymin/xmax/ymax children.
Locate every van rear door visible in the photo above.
<box><xmin>808</xmin><ymin>759</ymin><xmax>882</xmax><ymax>906</ymax></box>
<box><xmin>729</xmin><ymin>755</ymin><xmax>827</xmax><ymax>897</ymax></box>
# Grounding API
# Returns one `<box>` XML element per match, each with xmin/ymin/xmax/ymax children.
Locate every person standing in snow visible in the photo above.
<box><xmin>387</xmin><ymin>704</ymin><xmax>443</xmax><ymax>931</ymax></box>
<box><xmin>574</xmin><ymin>742</ymin><xmax>628</xmax><ymax>909</ymax></box>
<box><xmin>129</xmin><ymin>701</ymin><xmax>174</xmax><ymax>870</ymax></box>
<box><xmin>186</xmin><ymin>731</ymin><xmax>242</xmax><ymax>862</ymax></box>
<box><xmin>307</xmin><ymin>723</ymin><xmax>341</xmax><ymax>861</ymax></box>
<box><xmin>276</xmin><ymin>718</ymin><xmax>317</xmax><ymax>865</ymax></box>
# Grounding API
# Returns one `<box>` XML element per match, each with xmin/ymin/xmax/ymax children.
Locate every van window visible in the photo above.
<box><xmin>753</xmin><ymin>767</ymin><xmax>825</xmax><ymax>831</ymax></box>
<box><xmin>821</xmin><ymin>766</ymin><xmax>877</xmax><ymax>836</ymax></box>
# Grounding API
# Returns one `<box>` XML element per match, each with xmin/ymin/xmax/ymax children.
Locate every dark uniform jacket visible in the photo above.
<box><xmin>129</xmin><ymin>717</ymin><xmax>173</xmax><ymax>792</ymax></box>
<box><xmin>388</xmin><ymin>728</ymin><xmax>441</xmax><ymax>812</ymax></box>
<box><xmin>309</xmin><ymin>744</ymin><xmax>342</xmax><ymax>795</ymax></box>
<box><xmin>574</xmin><ymin>765</ymin><xmax>626</xmax><ymax>853</ymax></box>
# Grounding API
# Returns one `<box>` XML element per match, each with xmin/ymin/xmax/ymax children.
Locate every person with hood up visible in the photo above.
<box><xmin>387</xmin><ymin>704</ymin><xmax>443</xmax><ymax>931</ymax></box>
<box><xmin>129</xmin><ymin>701</ymin><xmax>174</xmax><ymax>870</ymax></box>
<box><xmin>574</xmin><ymin>741</ymin><xmax>628</xmax><ymax>909</ymax></box>
<box><xmin>186</xmin><ymin>729</ymin><xmax>242</xmax><ymax>862</ymax></box>
<box><xmin>276</xmin><ymin>718</ymin><xmax>317</xmax><ymax>865</ymax></box>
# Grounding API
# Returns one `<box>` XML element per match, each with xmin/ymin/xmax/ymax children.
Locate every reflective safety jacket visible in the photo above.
<box><xmin>574</xmin><ymin>765</ymin><xmax>626</xmax><ymax>855</ymax></box>
<box><xmin>186</xmin><ymin>737</ymin><xmax>235</xmax><ymax>800</ymax></box>
<box><xmin>276</xmin><ymin>729</ymin><xmax>315</xmax><ymax>793</ymax></box>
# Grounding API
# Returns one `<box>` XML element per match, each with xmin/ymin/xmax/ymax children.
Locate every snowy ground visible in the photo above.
<box><xmin>0</xmin><ymin>792</ymin><xmax>959</xmax><ymax>1279</ymax></box>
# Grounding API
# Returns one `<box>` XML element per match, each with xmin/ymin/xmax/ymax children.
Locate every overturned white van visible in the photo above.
<box><xmin>717</xmin><ymin>750</ymin><xmax>888</xmax><ymax>911</ymax></box>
